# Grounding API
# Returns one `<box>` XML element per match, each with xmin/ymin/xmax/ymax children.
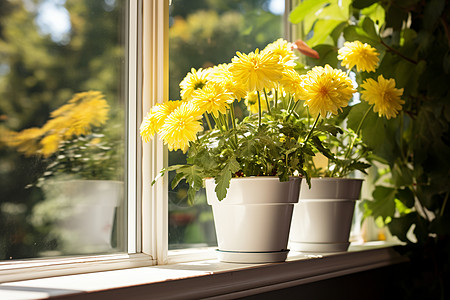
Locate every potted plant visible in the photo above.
<box><xmin>140</xmin><ymin>39</ymin><xmax>357</xmax><ymax>263</ymax></box>
<box><xmin>2</xmin><ymin>91</ymin><xmax>124</xmax><ymax>254</ymax></box>
<box><xmin>289</xmin><ymin>40</ymin><xmax>405</xmax><ymax>252</ymax></box>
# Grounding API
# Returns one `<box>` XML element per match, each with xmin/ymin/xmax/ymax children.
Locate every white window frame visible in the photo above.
<box><xmin>0</xmin><ymin>0</ymin><xmax>168</xmax><ymax>283</ymax></box>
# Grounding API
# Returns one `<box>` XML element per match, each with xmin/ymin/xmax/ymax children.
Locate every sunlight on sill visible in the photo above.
<box><xmin>0</xmin><ymin>241</ymin><xmax>405</xmax><ymax>300</ymax></box>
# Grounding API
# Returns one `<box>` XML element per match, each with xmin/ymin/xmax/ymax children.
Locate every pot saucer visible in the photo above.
<box><xmin>216</xmin><ymin>249</ymin><xmax>289</xmax><ymax>263</ymax></box>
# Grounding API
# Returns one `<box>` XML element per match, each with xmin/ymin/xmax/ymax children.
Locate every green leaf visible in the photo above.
<box><xmin>352</xmin><ymin>0</ymin><xmax>379</xmax><ymax>9</ymax></box>
<box><xmin>368</xmin><ymin>185</ymin><xmax>396</xmax><ymax>220</ymax></box>
<box><xmin>214</xmin><ymin>156</ymin><xmax>240</xmax><ymax>201</ymax></box>
<box><xmin>343</xmin><ymin>25</ymin><xmax>378</xmax><ymax>45</ymax></box>
<box><xmin>347</xmin><ymin>161</ymin><xmax>371</xmax><ymax>173</ymax></box>
<box><xmin>307</xmin><ymin>19</ymin><xmax>345</xmax><ymax>47</ymax></box>
<box><xmin>361</xmin><ymin>3</ymin><xmax>385</xmax><ymax>28</ymax></box>
<box><xmin>289</xmin><ymin>0</ymin><xmax>329</xmax><ymax>24</ymax></box>
<box><xmin>388</xmin><ymin>213</ymin><xmax>416</xmax><ymax>243</ymax></box>
<box><xmin>396</xmin><ymin>187</ymin><xmax>415</xmax><ymax>208</ymax></box>
<box><xmin>423</xmin><ymin>0</ymin><xmax>445</xmax><ymax>30</ymax></box>
<box><xmin>361</xmin><ymin>17</ymin><xmax>378</xmax><ymax>40</ymax></box>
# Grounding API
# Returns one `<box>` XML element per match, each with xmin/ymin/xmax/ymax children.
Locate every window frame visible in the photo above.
<box><xmin>0</xmin><ymin>0</ymin><xmax>162</xmax><ymax>283</ymax></box>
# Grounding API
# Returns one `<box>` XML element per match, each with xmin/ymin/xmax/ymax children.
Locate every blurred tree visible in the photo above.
<box><xmin>0</xmin><ymin>0</ymin><xmax>125</xmax><ymax>260</ymax></box>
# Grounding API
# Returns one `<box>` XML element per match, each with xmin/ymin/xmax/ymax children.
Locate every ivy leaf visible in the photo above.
<box><xmin>388</xmin><ymin>213</ymin><xmax>416</xmax><ymax>243</ymax></box>
<box><xmin>396</xmin><ymin>187</ymin><xmax>415</xmax><ymax>208</ymax></box>
<box><xmin>214</xmin><ymin>156</ymin><xmax>240</xmax><ymax>201</ymax></box>
<box><xmin>367</xmin><ymin>185</ymin><xmax>396</xmax><ymax>221</ymax></box>
<box><xmin>361</xmin><ymin>17</ymin><xmax>379</xmax><ymax>40</ymax></box>
<box><xmin>307</xmin><ymin>19</ymin><xmax>345</xmax><ymax>47</ymax></box>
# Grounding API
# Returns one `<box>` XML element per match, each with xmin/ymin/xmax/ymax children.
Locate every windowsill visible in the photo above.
<box><xmin>0</xmin><ymin>242</ymin><xmax>407</xmax><ymax>300</ymax></box>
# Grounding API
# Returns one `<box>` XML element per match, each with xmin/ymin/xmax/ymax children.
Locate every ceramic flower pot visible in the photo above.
<box><xmin>205</xmin><ymin>176</ymin><xmax>302</xmax><ymax>263</ymax></box>
<box><xmin>289</xmin><ymin>178</ymin><xmax>363</xmax><ymax>253</ymax></box>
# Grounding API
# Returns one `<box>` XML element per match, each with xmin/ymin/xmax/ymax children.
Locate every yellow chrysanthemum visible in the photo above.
<box><xmin>263</xmin><ymin>38</ymin><xmax>296</xmax><ymax>67</ymax></box>
<box><xmin>279</xmin><ymin>67</ymin><xmax>306</xmax><ymax>100</ymax></box>
<box><xmin>229</xmin><ymin>49</ymin><xmax>284</xmax><ymax>92</ymax></box>
<box><xmin>244</xmin><ymin>91</ymin><xmax>270</xmax><ymax>114</ymax></box>
<box><xmin>191</xmin><ymin>82</ymin><xmax>234</xmax><ymax>118</ymax></box>
<box><xmin>159</xmin><ymin>102</ymin><xmax>203</xmax><ymax>153</ymax></box>
<box><xmin>45</xmin><ymin>91</ymin><xmax>110</xmax><ymax>138</ymax></box>
<box><xmin>209</xmin><ymin>64</ymin><xmax>247</xmax><ymax>100</ymax></box>
<box><xmin>180</xmin><ymin>68</ymin><xmax>211</xmax><ymax>101</ymax></box>
<box><xmin>337</xmin><ymin>41</ymin><xmax>379</xmax><ymax>72</ymax></box>
<box><xmin>140</xmin><ymin>100</ymin><xmax>183</xmax><ymax>142</ymax></box>
<box><xmin>40</xmin><ymin>134</ymin><xmax>61</xmax><ymax>157</ymax></box>
<box><xmin>301</xmin><ymin>65</ymin><xmax>356</xmax><ymax>116</ymax></box>
<box><xmin>360</xmin><ymin>75</ymin><xmax>405</xmax><ymax>119</ymax></box>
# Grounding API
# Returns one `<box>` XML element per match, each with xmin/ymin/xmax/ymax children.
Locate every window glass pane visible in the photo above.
<box><xmin>168</xmin><ymin>0</ymin><xmax>285</xmax><ymax>250</ymax></box>
<box><xmin>0</xmin><ymin>0</ymin><xmax>128</xmax><ymax>259</ymax></box>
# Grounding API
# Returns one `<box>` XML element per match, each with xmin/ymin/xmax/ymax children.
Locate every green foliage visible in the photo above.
<box><xmin>290</xmin><ymin>0</ymin><xmax>450</xmax><ymax>296</ymax></box>
<box><xmin>156</xmin><ymin>108</ymin><xmax>314</xmax><ymax>203</ymax></box>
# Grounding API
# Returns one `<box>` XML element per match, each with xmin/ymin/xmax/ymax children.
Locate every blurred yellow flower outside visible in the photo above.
<box><xmin>2</xmin><ymin>91</ymin><xmax>109</xmax><ymax>157</ymax></box>
<box><xmin>361</xmin><ymin>75</ymin><xmax>405</xmax><ymax>119</ymax></box>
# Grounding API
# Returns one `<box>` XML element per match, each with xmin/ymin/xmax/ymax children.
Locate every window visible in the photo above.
<box><xmin>167</xmin><ymin>0</ymin><xmax>287</xmax><ymax>251</ymax></box>
<box><xmin>0</xmin><ymin>0</ymin><xmax>130</xmax><ymax>260</ymax></box>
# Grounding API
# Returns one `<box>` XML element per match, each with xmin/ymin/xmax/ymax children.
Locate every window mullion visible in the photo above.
<box><xmin>141</xmin><ymin>0</ymin><xmax>169</xmax><ymax>264</ymax></box>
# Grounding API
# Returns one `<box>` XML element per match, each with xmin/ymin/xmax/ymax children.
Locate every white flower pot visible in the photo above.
<box><xmin>289</xmin><ymin>178</ymin><xmax>363</xmax><ymax>253</ymax></box>
<box><xmin>37</xmin><ymin>180</ymin><xmax>123</xmax><ymax>254</ymax></box>
<box><xmin>205</xmin><ymin>176</ymin><xmax>301</xmax><ymax>263</ymax></box>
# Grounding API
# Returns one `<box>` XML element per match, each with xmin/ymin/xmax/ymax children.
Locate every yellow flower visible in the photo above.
<box><xmin>140</xmin><ymin>100</ymin><xmax>182</xmax><ymax>142</ymax></box>
<box><xmin>191</xmin><ymin>82</ymin><xmax>234</xmax><ymax>118</ymax></box>
<box><xmin>180</xmin><ymin>68</ymin><xmax>211</xmax><ymax>101</ymax></box>
<box><xmin>337</xmin><ymin>41</ymin><xmax>379</xmax><ymax>72</ymax></box>
<box><xmin>263</xmin><ymin>38</ymin><xmax>296</xmax><ymax>67</ymax></box>
<box><xmin>40</xmin><ymin>134</ymin><xmax>61</xmax><ymax>157</ymax></box>
<box><xmin>229</xmin><ymin>49</ymin><xmax>284</xmax><ymax>92</ymax></box>
<box><xmin>244</xmin><ymin>91</ymin><xmax>270</xmax><ymax>114</ymax></box>
<box><xmin>279</xmin><ymin>67</ymin><xmax>305</xmax><ymax>100</ymax></box>
<box><xmin>4</xmin><ymin>91</ymin><xmax>110</xmax><ymax>157</ymax></box>
<box><xmin>301</xmin><ymin>65</ymin><xmax>356</xmax><ymax>116</ymax></box>
<box><xmin>209</xmin><ymin>64</ymin><xmax>246</xmax><ymax>100</ymax></box>
<box><xmin>46</xmin><ymin>91</ymin><xmax>110</xmax><ymax>138</ymax></box>
<box><xmin>360</xmin><ymin>75</ymin><xmax>405</xmax><ymax>119</ymax></box>
<box><xmin>159</xmin><ymin>102</ymin><xmax>203</xmax><ymax>153</ymax></box>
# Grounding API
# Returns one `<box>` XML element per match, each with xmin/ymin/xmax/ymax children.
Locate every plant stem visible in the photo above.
<box><xmin>285</xmin><ymin>100</ymin><xmax>299</xmax><ymax>121</ymax></box>
<box><xmin>440</xmin><ymin>191</ymin><xmax>449</xmax><ymax>217</ymax></box>
<box><xmin>380</xmin><ymin>39</ymin><xmax>418</xmax><ymax>65</ymax></box>
<box><xmin>344</xmin><ymin>104</ymin><xmax>373</xmax><ymax>160</ymax></box>
<box><xmin>274</xmin><ymin>88</ymin><xmax>278</xmax><ymax>109</ymax></box>
<box><xmin>204</xmin><ymin>113</ymin><xmax>213</xmax><ymax>130</ymax></box>
<box><xmin>263</xmin><ymin>88</ymin><xmax>271</xmax><ymax>113</ymax></box>
<box><xmin>257</xmin><ymin>90</ymin><xmax>262</xmax><ymax>128</ymax></box>
<box><xmin>212</xmin><ymin>115</ymin><xmax>224</xmax><ymax>133</ymax></box>
<box><xmin>230</xmin><ymin>103</ymin><xmax>238</xmax><ymax>146</ymax></box>
<box><xmin>304</xmin><ymin>114</ymin><xmax>320</xmax><ymax>145</ymax></box>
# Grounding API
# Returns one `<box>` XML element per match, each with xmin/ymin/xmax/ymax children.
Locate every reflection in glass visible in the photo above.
<box><xmin>168</xmin><ymin>0</ymin><xmax>284</xmax><ymax>249</ymax></box>
<box><xmin>0</xmin><ymin>0</ymin><xmax>127</xmax><ymax>259</ymax></box>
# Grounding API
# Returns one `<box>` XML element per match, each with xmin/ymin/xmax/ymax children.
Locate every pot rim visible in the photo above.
<box><xmin>308</xmin><ymin>177</ymin><xmax>364</xmax><ymax>182</ymax></box>
<box><xmin>204</xmin><ymin>176</ymin><xmax>302</xmax><ymax>182</ymax></box>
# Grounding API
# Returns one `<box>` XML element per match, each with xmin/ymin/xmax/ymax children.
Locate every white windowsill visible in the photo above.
<box><xmin>0</xmin><ymin>242</ymin><xmax>407</xmax><ymax>300</ymax></box>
